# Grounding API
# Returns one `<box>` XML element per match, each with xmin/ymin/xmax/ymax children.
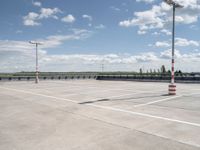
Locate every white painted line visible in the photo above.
<box><xmin>0</xmin><ymin>87</ymin><xmax>78</xmax><ymax>103</ymax></box>
<box><xmin>1</xmin><ymin>86</ymin><xmax>200</xmax><ymax>128</ymax></box>
<box><xmin>97</xmin><ymin>88</ymin><xmax>166</xmax><ymax>93</ymax></box>
<box><xmin>106</xmin><ymin>89</ymin><xmax>167</xmax><ymax>95</ymax></box>
<box><xmin>184</xmin><ymin>93</ymin><xmax>200</xmax><ymax>96</ymax></box>
<box><xmin>88</xmin><ymin>104</ymin><xmax>200</xmax><ymax>128</ymax></box>
<box><xmin>0</xmin><ymin>86</ymin><xmax>133</xmax><ymax>104</ymax></box>
<box><xmin>192</xmin><ymin>89</ymin><xmax>200</xmax><ymax>91</ymax></box>
<box><xmin>134</xmin><ymin>95</ymin><xmax>182</xmax><ymax>108</ymax></box>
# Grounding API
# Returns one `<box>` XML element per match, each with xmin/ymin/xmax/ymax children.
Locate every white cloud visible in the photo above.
<box><xmin>82</xmin><ymin>14</ymin><xmax>92</xmax><ymax>21</ymax></box>
<box><xmin>152</xmin><ymin>31</ymin><xmax>160</xmax><ymax>35</ymax></box>
<box><xmin>34</xmin><ymin>51</ymin><xmax>200</xmax><ymax>72</ymax></box>
<box><xmin>0</xmin><ymin>36</ymin><xmax>159</xmax><ymax>72</ymax></box>
<box><xmin>39</xmin><ymin>8</ymin><xmax>61</xmax><ymax>19</ymax></box>
<box><xmin>38</xmin><ymin>29</ymin><xmax>92</xmax><ymax>49</ymax></box>
<box><xmin>0</xmin><ymin>29</ymin><xmax>91</xmax><ymax>54</ymax></box>
<box><xmin>119</xmin><ymin>4</ymin><xmax>165</xmax><ymax>29</ymax></box>
<box><xmin>23</xmin><ymin>7</ymin><xmax>62</xmax><ymax>26</ymax></box>
<box><xmin>95</xmin><ymin>24</ymin><xmax>106</xmax><ymax>29</ymax></box>
<box><xmin>16</xmin><ymin>30</ymin><xmax>23</xmax><ymax>34</ymax></box>
<box><xmin>33</xmin><ymin>1</ymin><xmax>42</xmax><ymax>7</ymax></box>
<box><xmin>110</xmin><ymin>6</ymin><xmax>120</xmax><ymax>11</ymax></box>
<box><xmin>160</xmin><ymin>49</ymin><xmax>182</xmax><ymax>59</ymax></box>
<box><xmin>42</xmin><ymin>51</ymin><xmax>198</xmax><ymax>72</ymax></box>
<box><xmin>61</xmin><ymin>14</ymin><xmax>75</xmax><ymax>23</ymax></box>
<box><xmin>0</xmin><ymin>40</ymin><xmax>33</xmax><ymax>53</ymax></box>
<box><xmin>160</xmin><ymin>49</ymin><xmax>200</xmax><ymax>62</ymax></box>
<box><xmin>0</xmin><ymin>40</ymin><xmax>46</xmax><ymax>72</ymax></box>
<box><xmin>23</xmin><ymin>12</ymin><xmax>40</xmax><ymax>26</ymax></box>
<box><xmin>155</xmin><ymin>41</ymin><xmax>170</xmax><ymax>47</ymax></box>
<box><xmin>1</xmin><ymin>40</ymin><xmax>200</xmax><ymax>72</ymax></box>
<box><xmin>134</xmin><ymin>52</ymin><xmax>158</xmax><ymax>62</ymax></box>
<box><xmin>119</xmin><ymin>0</ymin><xmax>200</xmax><ymax>34</ymax></box>
<box><xmin>136</xmin><ymin>0</ymin><xmax>156</xmax><ymax>4</ymax></box>
<box><xmin>160</xmin><ymin>29</ymin><xmax>171</xmax><ymax>35</ymax></box>
<box><xmin>138</xmin><ymin>30</ymin><xmax>147</xmax><ymax>35</ymax></box>
<box><xmin>190</xmin><ymin>25</ymin><xmax>199</xmax><ymax>30</ymax></box>
<box><xmin>154</xmin><ymin>38</ymin><xmax>199</xmax><ymax>48</ymax></box>
<box><xmin>0</xmin><ymin>29</ymin><xmax>93</xmax><ymax>72</ymax></box>
<box><xmin>175</xmin><ymin>38</ymin><xmax>199</xmax><ymax>47</ymax></box>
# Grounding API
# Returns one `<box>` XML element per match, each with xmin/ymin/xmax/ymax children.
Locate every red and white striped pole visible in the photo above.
<box><xmin>164</xmin><ymin>1</ymin><xmax>183</xmax><ymax>95</ymax></box>
<box><xmin>29</xmin><ymin>41</ymin><xmax>42</xmax><ymax>84</ymax></box>
<box><xmin>35</xmin><ymin>43</ymin><xmax>39</xmax><ymax>84</ymax></box>
<box><xmin>168</xmin><ymin>3</ymin><xmax>176</xmax><ymax>95</ymax></box>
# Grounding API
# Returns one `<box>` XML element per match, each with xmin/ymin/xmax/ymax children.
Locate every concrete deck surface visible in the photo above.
<box><xmin>0</xmin><ymin>80</ymin><xmax>200</xmax><ymax>150</ymax></box>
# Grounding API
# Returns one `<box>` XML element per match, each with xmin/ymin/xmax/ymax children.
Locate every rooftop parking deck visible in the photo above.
<box><xmin>0</xmin><ymin>80</ymin><xmax>200</xmax><ymax>150</ymax></box>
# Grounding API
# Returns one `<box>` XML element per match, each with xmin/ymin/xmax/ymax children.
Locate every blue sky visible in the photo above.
<box><xmin>0</xmin><ymin>0</ymin><xmax>200</xmax><ymax>72</ymax></box>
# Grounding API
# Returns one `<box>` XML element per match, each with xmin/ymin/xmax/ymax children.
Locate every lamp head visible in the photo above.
<box><xmin>29</xmin><ymin>41</ymin><xmax>35</xmax><ymax>44</ymax></box>
<box><xmin>164</xmin><ymin>0</ymin><xmax>183</xmax><ymax>8</ymax></box>
<box><xmin>29</xmin><ymin>41</ymin><xmax>43</xmax><ymax>45</ymax></box>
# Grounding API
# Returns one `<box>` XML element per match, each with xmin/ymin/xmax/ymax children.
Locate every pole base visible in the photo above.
<box><xmin>35</xmin><ymin>78</ymin><xmax>39</xmax><ymax>84</ymax></box>
<box><xmin>168</xmin><ymin>84</ymin><xmax>176</xmax><ymax>95</ymax></box>
<box><xmin>35</xmin><ymin>72</ymin><xmax>39</xmax><ymax>84</ymax></box>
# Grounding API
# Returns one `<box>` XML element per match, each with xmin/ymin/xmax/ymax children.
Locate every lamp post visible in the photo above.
<box><xmin>101</xmin><ymin>58</ymin><xmax>105</xmax><ymax>72</ymax></box>
<box><xmin>164</xmin><ymin>0</ymin><xmax>183</xmax><ymax>95</ymax></box>
<box><xmin>101</xmin><ymin>63</ymin><xmax>104</xmax><ymax>72</ymax></box>
<box><xmin>29</xmin><ymin>41</ymin><xmax>42</xmax><ymax>84</ymax></box>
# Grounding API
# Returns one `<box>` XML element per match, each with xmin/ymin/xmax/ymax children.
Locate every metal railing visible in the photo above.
<box><xmin>96</xmin><ymin>75</ymin><xmax>200</xmax><ymax>83</ymax></box>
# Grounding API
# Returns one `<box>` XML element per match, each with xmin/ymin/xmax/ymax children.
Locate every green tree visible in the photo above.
<box><xmin>139</xmin><ymin>68</ymin><xmax>143</xmax><ymax>74</ymax></box>
<box><xmin>161</xmin><ymin>65</ymin><xmax>166</xmax><ymax>74</ymax></box>
<box><xmin>150</xmin><ymin>69</ymin><xmax>153</xmax><ymax>74</ymax></box>
<box><xmin>167</xmin><ymin>70</ymin><xmax>171</xmax><ymax>75</ymax></box>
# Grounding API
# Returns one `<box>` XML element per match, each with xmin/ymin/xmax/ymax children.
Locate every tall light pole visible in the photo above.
<box><xmin>164</xmin><ymin>0</ymin><xmax>183</xmax><ymax>95</ymax></box>
<box><xmin>101</xmin><ymin>58</ymin><xmax>105</xmax><ymax>72</ymax></box>
<box><xmin>101</xmin><ymin>63</ymin><xmax>104</xmax><ymax>72</ymax></box>
<box><xmin>29</xmin><ymin>41</ymin><xmax>42</xmax><ymax>84</ymax></box>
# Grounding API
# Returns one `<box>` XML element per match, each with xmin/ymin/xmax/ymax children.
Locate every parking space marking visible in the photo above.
<box><xmin>184</xmin><ymin>93</ymin><xmax>200</xmax><ymax>96</ymax></box>
<box><xmin>0</xmin><ymin>86</ymin><xmax>158</xmax><ymax>104</ymax></box>
<box><xmin>134</xmin><ymin>95</ymin><xmax>182</xmax><ymax>108</ymax></box>
<box><xmin>0</xmin><ymin>86</ymin><xmax>78</xmax><ymax>103</ymax></box>
<box><xmin>88</xmin><ymin>104</ymin><xmax>200</xmax><ymax>128</ymax></box>
<box><xmin>1</xmin><ymin>86</ymin><xmax>200</xmax><ymax>128</ymax></box>
<box><xmin>192</xmin><ymin>89</ymin><xmax>200</xmax><ymax>91</ymax></box>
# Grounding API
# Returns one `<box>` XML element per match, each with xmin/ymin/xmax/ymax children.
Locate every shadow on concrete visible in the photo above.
<box><xmin>79</xmin><ymin>93</ymin><xmax>168</xmax><ymax>105</ymax></box>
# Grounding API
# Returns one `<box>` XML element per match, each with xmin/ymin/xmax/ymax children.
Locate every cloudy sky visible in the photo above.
<box><xmin>0</xmin><ymin>0</ymin><xmax>200</xmax><ymax>72</ymax></box>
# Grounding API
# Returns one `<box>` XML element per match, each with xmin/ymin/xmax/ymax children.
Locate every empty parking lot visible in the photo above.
<box><xmin>0</xmin><ymin>80</ymin><xmax>200</xmax><ymax>150</ymax></box>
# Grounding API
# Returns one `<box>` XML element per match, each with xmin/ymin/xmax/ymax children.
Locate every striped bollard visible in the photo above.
<box><xmin>169</xmin><ymin>84</ymin><xmax>176</xmax><ymax>95</ymax></box>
